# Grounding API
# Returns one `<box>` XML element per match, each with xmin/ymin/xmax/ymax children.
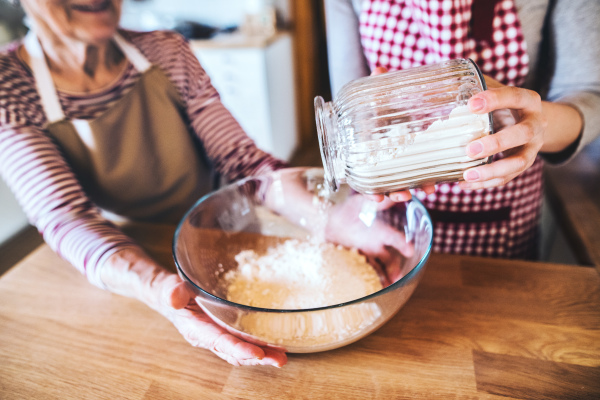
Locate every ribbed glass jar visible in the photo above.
<box><xmin>315</xmin><ymin>58</ymin><xmax>493</xmax><ymax>195</ymax></box>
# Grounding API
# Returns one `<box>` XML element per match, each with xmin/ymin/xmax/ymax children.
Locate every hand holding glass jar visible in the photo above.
<box><xmin>368</xmin><ymin>66</ymin><xmax>435</xmax><ymax>203</ymax></box>
<box><xmin>458</xmin><ymin>75</ymin><xmax>546</xmax><ymax>191</ymax></box>
<box><xmin>315</xmin><ymin>58</ymin><xmax>551</xmax><ymax>201</ymax></box>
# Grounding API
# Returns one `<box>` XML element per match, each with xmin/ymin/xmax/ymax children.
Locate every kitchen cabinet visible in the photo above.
<box><xmin>190</xmin><ymin>32</ymin><xmax>299</xmax><ymax>161</ymax></box>
<box><xmin>0</xmin><ymin>180</ymin><xmax>28</xmax><ymax>246</ymax></box>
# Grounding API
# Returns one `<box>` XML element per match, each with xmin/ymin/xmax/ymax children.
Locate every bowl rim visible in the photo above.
<box><xmin>172</xmin><ymin>170</ymin><xmax>433</xmax><ymax>314</ymax></box>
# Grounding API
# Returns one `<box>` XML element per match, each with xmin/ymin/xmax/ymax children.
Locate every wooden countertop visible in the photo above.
<box><xmin>1</xmin><ymin>232</ymin><xmax>599</xmax><ymax>399</ymax></box>
<box><xmin>545</xmin><ymin>138</ymin><xmax>600</xmax><ymax>271</ymax></box>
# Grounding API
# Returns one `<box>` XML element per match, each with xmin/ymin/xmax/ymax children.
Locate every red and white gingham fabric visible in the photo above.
<box><xmin>358</xmin><ymin>0</ymin><xmax>543</xmax><ymax>259</ymax></box>
<box><xmin>359</xmin><ymin>0</ymin><xmax>529</xmax><ymax>86</ymax></box>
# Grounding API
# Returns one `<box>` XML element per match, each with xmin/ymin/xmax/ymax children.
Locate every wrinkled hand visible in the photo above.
<box><xmin>458</xmin><ymin>75</ymin><xmax>547</xmax><ymax>190</ymax></box>
<box><xmin>103</xmin><ymin>248</ymin><xmax>286</xmax><ymax>367</ymax></box>
<box><xmin>155</xmin><ymin>274</ymin><xmax>288</xmax><ymax>367</ymax></box>
<box><xmin>324</xmin><ymin>193</ymin><xmax>415</xmax><ymax>284</ymax></box>
<box><xmin>264</xmin><ymin>169</ymin><xmax>415</xmax><ymax>284</ymax></box>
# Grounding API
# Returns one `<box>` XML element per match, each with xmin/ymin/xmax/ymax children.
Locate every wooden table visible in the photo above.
<box><xmin>545</xmin><ymin>138</ymin><xmax>600</xmax><ymax>271</ymax></box>
<box><xmin>1</xmin><ymin>231</ymin><xmax>599</xmax><ymax>399</ymax></box>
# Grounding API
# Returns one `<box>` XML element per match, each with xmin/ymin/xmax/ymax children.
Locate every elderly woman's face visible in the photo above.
<box><xmin>21</xmin><ymin>0</ymin><xmax>122</xmax><ymax>43</ymax></box>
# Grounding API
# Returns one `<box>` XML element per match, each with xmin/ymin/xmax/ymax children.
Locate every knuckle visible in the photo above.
<box><xmin>511</xmin><ymin>87</ymin><xmax>524</xmax><ymax>105</ymax></box>
<box><xmin>519</xmin><ymin>122</ymin><xmax>536</xmax><ymax>141</ymax></box>
<box><xmin>209</xmin><ymin>332</ymin><xmax>227</xmax><ymax>352</ymax></box>
<box><xmin>514</xmin><ymin>155</ymin><xmax>528</xmax><ymax>171</ymax></box>
<box><xmin>496</xmin><ymin>133</ymin><xmax>514</xmax><ymax>153</ymax></box>
<box><xmin>530</xmin><ymin>90</ymin><xmax>542</xmax><ymax>104</ymax></box>
<box><xmin>527</xmin><ymin>151</ymin><xmax>538</xmax><ymax>169</ymax></box>
<box><xmin>488</xmin><ymin>177</ymin><xmax>509</xmax><ymax>189</ymax></box>
<box><xmin>482</xmin><ymin>90</ymin><xmax>498</xmax><ymax>109</ymax></box>
<box><xmin>184</xmin><ymin>330</ymin><xmax>202</xmax><ymax>348</ymax></box>
<box><xmin>489</xmin><ymin>134</ymin><xmax>502</xmax><ymax>152</ymax></box>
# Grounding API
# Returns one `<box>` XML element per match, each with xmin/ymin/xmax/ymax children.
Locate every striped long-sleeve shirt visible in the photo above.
<box><xmin>0</xmin><ymin>30</ymin><xmax>286</xmax><ymax>287</ymax></box>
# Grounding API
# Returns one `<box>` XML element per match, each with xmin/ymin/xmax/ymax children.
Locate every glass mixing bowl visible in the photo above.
<box><xmin>173</xmin><ymin>167</ymin><xmax>433</xmax><ymax>353</ymax></box>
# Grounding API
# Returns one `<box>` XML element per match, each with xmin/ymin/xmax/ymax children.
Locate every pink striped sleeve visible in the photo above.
<box><xmin>0</xmin><ymin>124</ymin><xmax>138</xmax><ymax>288</ymax></box>
<box><xmin>0</xmin><ymin>47</ymin><xmax>141</xmax><ymax>288</ymax></box>
<box><xmin>1</xmin><ymin>31</ymin><xmax>286</xmax><ymax>290</ymax></box>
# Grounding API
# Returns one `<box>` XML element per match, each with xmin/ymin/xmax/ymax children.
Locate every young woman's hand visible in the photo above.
<box><xmin>458</xmin><ymin>75</ymin><xmax>547</xmax><ymax>190</ymax></box>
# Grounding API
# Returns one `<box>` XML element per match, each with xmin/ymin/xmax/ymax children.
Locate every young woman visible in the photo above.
<box><xmin>324</xmin><ymin>0</ymin><xmax>600</xmax><ymax>259</ymax></box>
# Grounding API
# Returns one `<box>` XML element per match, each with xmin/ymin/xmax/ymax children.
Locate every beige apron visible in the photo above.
<box><xmin>23</xmin><ymin>31</ymin><xmax>212</xmax><ymax>224</ymax></box>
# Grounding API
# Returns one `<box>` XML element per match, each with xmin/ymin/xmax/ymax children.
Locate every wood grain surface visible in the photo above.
<box><xmin>545</xmin><ymin>138</ymin><xmax>600</xmax><ymax>271</ymax></box>
<box><xmin>0</xmin><ymin>229</ymin><xmax>599</xmax><ymax>399</ymax></box>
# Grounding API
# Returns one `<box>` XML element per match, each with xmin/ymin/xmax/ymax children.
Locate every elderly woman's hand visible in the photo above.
<box><xmin>156</xmin><ymin>274</ymin><xmax>287</xmax><ymax>367</ymax></box>
<box><xmin>102</xmin><ymin>248</ymin><xmax>287</xmax><ymax>367</ymax></box>
<box><xmin>324</xmin><ymin>194</ymin><xmax>415</xmax><ymax>285</ymax></box>
<box><xmin>263</xmin><ymin>168</ymin><xmax>414</xmax><ymax>284</ymax></box>
<box><xmin>458</xmin><ymin>76</ymin><xmax>547</xmax><ymax>190</ymax></box>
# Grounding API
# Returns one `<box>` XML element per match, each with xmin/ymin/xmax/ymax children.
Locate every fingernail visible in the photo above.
<box><xmin>465</xmin><ymin>170</ymin><xmax>480</xmax><ymax>181</ymax></box>
<box><xmin>470</xmin><ymin>97</ymin><xmax>485</xmax><ymax>112</ymax></box>
<box><xmin>390</xmin><ymin>192</ymin><xmax>411</xmax><ymax>202</ymax></box>
<box><xmin>467</xmin><ymin>141</ymin><xmax>483</xmax><ymax>156</ymax></box>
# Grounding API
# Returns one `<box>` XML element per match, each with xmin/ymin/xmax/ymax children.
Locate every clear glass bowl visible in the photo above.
<box><xmin>173</xmin><ymin>168</ymin><xmax>433</xmax><ymax>353</ymax></box>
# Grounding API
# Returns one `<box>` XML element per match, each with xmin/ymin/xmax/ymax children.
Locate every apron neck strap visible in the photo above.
<box><xmin>113</xmin><ymin>33</ymin><xmax>151</xmax><ymax>73</ymax></box>
<box><xmin>23</xmin><ymin>30</ymin><xmax>65</xmax><ymax>123</ymax></box>
<box><xmin>23</xmin><ymin>30</ymin><xmax>152</xmax><ymax>124</ymax></box>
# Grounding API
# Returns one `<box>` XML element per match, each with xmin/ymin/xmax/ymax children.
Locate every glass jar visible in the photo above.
<box><xmin>315</xmin><ymin>58</ymin><xmax>493</xmax><ymax>195</ymax></box>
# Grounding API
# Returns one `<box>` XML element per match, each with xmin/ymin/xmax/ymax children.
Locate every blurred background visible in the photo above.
<box><xmin>0</xmin><ymin>0</ymin><xmax>331</xmax><ymax>258</ymax></box>
<box><xmin>0</xmin><ymin>0</ymin><xmax>587</xmax><ymax>270</ymax></box>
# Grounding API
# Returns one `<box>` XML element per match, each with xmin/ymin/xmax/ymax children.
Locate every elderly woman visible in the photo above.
<box><xmin>2</xmin><ymin>0</ymin><xmax>427</xmax><ymax>368</ymax></box>
<box><xmin>0</xmin><ymin>0</ymin><xmax>291</xmax><ymax>367</ymax></box>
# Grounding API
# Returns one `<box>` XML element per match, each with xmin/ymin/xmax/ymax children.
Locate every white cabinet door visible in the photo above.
<box><xmin>193</xmin><ymin>33</ymin><xmax>298</xmax><ymax>161</ymax></box>
<box><xmin>264</xmin><ymin>34</ymin><xmax>298</xmax><ymax>162</ymax></box>
<box><xmin>0</xmin><ymin>179</ymin><xmax>28</xmax><ymax>245</ymax></box>
<box><xmin>197</xmin><ymin>48</ymin><xmax>273</xmax><ymax>153</ymax></box>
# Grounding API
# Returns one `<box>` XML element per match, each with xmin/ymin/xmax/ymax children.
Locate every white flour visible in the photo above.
<box><xmin>225</xmin><ymin>239</ymin><xmax>383</xmax><ymax>309</ymax></box>
<box><xmin>221</xmin><ymin>171</ymin><xmax>386</xmax><ymax>347</ymax></box>
<box><xmin>232</xmin><ymin>301</ymin><xmax>382</xmax><ymax>348</ymax></box>
<box><xmin>223</xmin><ymin>238</ymin><xmax>384</xmax><ymax>347</ymax></box>
<box><xmin>346</xmin><ymin>105</ymin><xmax>490</xmax><ymax>181</ymax></box>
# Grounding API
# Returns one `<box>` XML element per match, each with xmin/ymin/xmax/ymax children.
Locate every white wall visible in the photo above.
<box><xmin>0</xmin><ymin>5</ymin><xmax>29</xmax><ymax>245</ymax></box>
<box><xmin>0</xmin><ymin>0</ymin><xmax>294</xmax><ymax>246</ymax></box>
<box><xmin>120</xmin><ymin>0</ymin><xmax>291</xmax><ymax>31</ymax></box>
<box><xmin>0</xmin><ymin>179</ymin><xmax>28</xmax><ymax>244</ymax></box>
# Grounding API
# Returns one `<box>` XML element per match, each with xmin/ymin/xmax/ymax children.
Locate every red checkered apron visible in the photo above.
<box><xmin>359</xmin><ymin>0</ymin><xmax>543</xmax><ymax>259</ymax></box>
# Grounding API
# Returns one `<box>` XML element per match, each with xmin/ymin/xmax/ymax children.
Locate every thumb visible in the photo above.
<box><xmin>164</xmin><ymin>277</ymin><xmax>195</xmax><ymax>309</ymax></box>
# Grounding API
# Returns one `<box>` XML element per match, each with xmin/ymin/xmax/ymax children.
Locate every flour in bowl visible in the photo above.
<box><xmin>224</xmin><ymin>239</ymin><xmax>383</xmax><ymax>309</ymax></box>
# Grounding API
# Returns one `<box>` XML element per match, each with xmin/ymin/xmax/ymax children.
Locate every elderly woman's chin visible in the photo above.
<box><xmin>69</xmin><ymin>5</ymin><xmax>121</xmax><ymax>43</ymax></box>
<box><xmin>73</xmin><ymin>22</ymin><xmax>120</xmax><ymax>44</ymax></box>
